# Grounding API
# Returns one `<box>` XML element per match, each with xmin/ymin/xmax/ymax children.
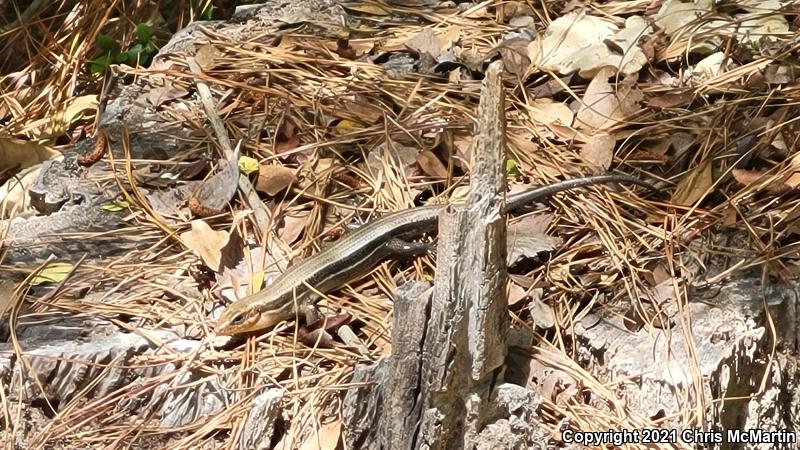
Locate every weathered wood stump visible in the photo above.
<box><xmin>342</xmin><ymin>62</ymin><xmax>550</xmax><ymax>449</ymax></box>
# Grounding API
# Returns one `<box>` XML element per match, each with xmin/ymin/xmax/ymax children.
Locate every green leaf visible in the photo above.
<box><xmin>29</xmin><ymin>262</ymin><xmax>73</xmax><ymax>286</ymax></box>
<box><xmin>96</xmin><ymin>34</ymin><xmax>120</xmax><ymax>54</ymax></box>
<box><xmin>506</xmin><ymin>159</ymin><xmax>522</xmax><ymax>180</ymax></box>
<box><xmin>201</xmin><ymin>4</ymin><xmax>215</xmax><ymax>20</ymax></box>
<box><xmin>101</xmin><ymin>200</ymin><xmax>130</xmax><ymax>212</ymax></box>
<box><xmin>90</xmin><ymin>54</ymin><xmax>111</xmax><ymax>74</ymax></box>
<box><xmin>125</xmin><ymin>43</ymin><xmax>145</xmax><ymax>64</ymax></box>
<box><xmin>238</xmin><ymin>156</ymin><xmax>260</xmax><ymax>175</ymax></box>
<box><xmin>136</xmin><ymin>23</ymin><xmax>152</xmax><ymax>43</ymax></box>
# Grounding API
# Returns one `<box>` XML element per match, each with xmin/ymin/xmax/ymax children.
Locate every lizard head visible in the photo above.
<box><xmin>214</xmin><ymin>293</ymin><xmax>296</xmax><ymax>335</ymax></box>
<box><xmin>214</xmin><ymin>304</ymin><xmax>276</xmax><ymax>336</ymax></box>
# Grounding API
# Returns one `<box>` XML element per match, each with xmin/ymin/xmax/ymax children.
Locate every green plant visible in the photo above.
<box><xmin>90</xmin><ymin>23</ymin><xmax>160</xmax><ymax>74</ymax></box>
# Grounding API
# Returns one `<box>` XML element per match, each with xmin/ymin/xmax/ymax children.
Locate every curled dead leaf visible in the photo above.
<box><xmin>506</xmin><ymin>234</ymin><xmax>561</xmax><ymax>266</ymax></box>
<box><xmin>275</xmin><ymin>120</ymin><xmax>301</xmax><ymax>154</ymax></box>
<box><xmin>145</xmin><ymin>79</ymin><xmax>189</xmax><ymax>106</ymax></box>
<box><xmin>647</xmin><ymin>91</ymin><xmax>695</xmax><ymax>109</ymax></box>
<box><xmin>189</xmin><ymin>149</ymin><xmax>240</xmax><ymax>217</ymax></box>
<box><xmin>180</xmin><ymin>220</ymin><xmax>230</xmax><ymax>272</ymax></box>
<box><xmin>0</xmin><ymin>164</ymin><xmax>40</xmax><ymax>215</ymax></box>
<box><xmin>525</xmin><ymin>98</ymin><xmax>573</xmax><ymax>126</ymax></box>
<box><xmin>579</xmin><ymin>133</ymin><xmax>615</xmax><ymax>171</ymax></box>
<box><xmin>575</xmin><ymin>67</ymin><xmax>643</xmax><ymax>132</ymax></box>
<box><xmin>405</xmin><ymin>28</ymin><xmax>441</xmax><ymax>58</ymax></box>
<box><xmin>528</xmin><ymin>11</ymin><xmax>650</xmax><ymax>77</ymax></box>
<box><xmin>672</xmin><ymin>160</ymin><xmax>713</xmax><ymax>206</ymax></box>
<box><xmin>507</xmin><ymin>283</ymin><xmax>529</xmax><ymax>307</ymax></box>
<box><xmin>527</xmin><ymin>289</ymin><xmax>555</xmax><ymax>329</ymax></box>
<box><xmin>494</xmin><ymin>36</ymin><xmax>532</xmax><ymax>77</ymax></box>
<box><xmin>278</xmin><ymin>210</ymin><xmax>309</xmax><ymax>245</ymax></box>
<box><xmin>416</xmin><ymin>150</ymin><xmax>448</xmax><ymax>179</ymax></box>
<box><xmin>0</xmin><ymin>138</ymin><xmax>60</xmax><ymax>172</ymax></box>
<box><xmin>255</xmin><ymin>164</ymin><xmax>297</xmax><ymax>196</ymax></box>
<box><xmin>195</xmin><ymin>43</ymin><xmax>223</xmax><ymax>70</ymax></box>
<box><xmin>509</xmin><ymin>212</ymin><xmax>554</xmax><ymax>236</ymax></box>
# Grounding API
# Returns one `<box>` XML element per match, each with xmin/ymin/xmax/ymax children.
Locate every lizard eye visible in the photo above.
<box><xmin>230</xmin><ymin>312</ymin><xmax>246</xmax><ymax>326</ymax></box>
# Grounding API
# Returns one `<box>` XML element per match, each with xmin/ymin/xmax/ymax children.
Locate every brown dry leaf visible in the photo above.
<box><xmin>347</xmin><ymin>39</ymin><xmax>376</xmax><ymax>57</ymax></box>
<box><xmin>507</xmin><ymin>213</ymin><xmax>559</xmax><ymax>265</ymax></box>
<box><xmin>405</xmin><ymin>28</ymin><xmax>441</xmax><ymax>58</ymax></box>
<box><xmin>334</xmin><ymin>119</ymin><xmax>362</xmax><ymax>136</ymax></box>
<box><xmin>275</xmin><ymin>120</ymin><xmax>301</xmax><ymax>154</ymax></box>
<box><xmin>255</xmin><ymin>164</ymin><xmax>297</xmax><ymax>196</ymax></box>
<box><xmin>647</xmin><ymin>91</ymin><xmax>694</xmax><ymax>109</ymax></box>
<box><xmin>736</xmin><ymin>3</ymin><xmax>790</xmax><ymax>46</ymax></box>
<box><xmin>579</xmin><ymin>133</ymin><xmax>615</xmax><ymax>171</ymax></box>
<box><xmin>528</xmin><ymin>11</ymin><xmax>650</xmax><ymax>77</ymax></box>
<box><xmin>0</xmin><ymin>138</ymin><xmax>60</xmax><ymax>172</ymax></box>
<box><xmin>720</xmin><ymin>206</ymin><xmax>737</xmax><ymax>228</ymax></box>
<box><xmin>0</xmin><ymin>280</ymin><xmax>18</xmax><ymax>318</ymax></box>
<box><xmin>507</xmin><ymin>133</ymin><xmax>541</xmax><ymax>160</ymax></box>
<box><xmin>604</xmin><ymin>16</ymin><xmax>653</xmax><ymax>73</ymax></box>
<box><xmin>525</xmin><ymin>98</ymin><xmax>573</xmax><ymax>126</ymax></box>
<box><xmin>342</xmin><ymin>3</ymin><xmax>390</xmax><ymax>15</ymax></box>
<box><xmin>438</xmin><ymin>26</ymin><xmax>462</xmax><ymax>50</ymax></box>
<box><xmin>495</xmin><ymin>37</ymin><xmax>531</xmax><ymax>77</ymax></box>
<box><xmin>654</xmin><ymin>2</ymin><xmax>728</xmax><ymax>57</ymax></box>
<box><xmin>341</xmin><ymin>95</ymin><xmax>384</xmax><ymax>124</ymax></box>
<box><xmin>190</xmin><ymin>149</ymin><xmax>240</xmax><ymax>217</ymax></box>
<box><xmin>529</xmin><ymin>76</ymin><xmax>569</xmax><ymax>98</ymax></box>
<box><xmin>453</xmin><ymin>135</ymin><xmax>473</xmax><ymax>169</ymax></box>
<box><xmin>651</xmin><ymin>264</ymin><xmax>672</xmax><ymax>285</ymax></box>
<box><xmin>672</xmin><ymin>160</ymin><xmax>713</xmax><ymax>206</ymax></box>
<box><xmin>506</xmin><ymin>235</ymin><xmax>561</xmax><ymax>266</ymax></box>
<box><xmin>764</xmin><ymin>64</ymin><xmax>793</xmax><ymax>84</ymax></box>
<box><xmin>649</xmin><ymin>132</ymin><xmax>695</xmax><ymax>157</ymax></box>
<box><xmin>507</xmin><ymin>283</ymin><xmax>529</xmax><ymax>307</ymax></box>
<box><xmin>784</xmin><ymin>173</ymin><xmax>800</xmax><ymax>190</ymax></box>
<box><xmin>195</xmin><ymin>43</ymin><xmax>223</xmax><ymax>70</ymax></box>
<box><xmin>217</xmin><ymin>240</ymin><xmax>274</xmax><ymax>299</ymax></box>
<box><xmin>0</xmin><ymin>164</ymin><xmax>41</xmax><ymax>214</ymax></box>
<box><xmin>685</xmin><ymin>52</ymin><xmax>735</xmax><ymax>82</ymax></box>
<box><xmin>180</xmin><ymin>220</ymin><xmax>230</xmax><ymax>272</ymax></box>
<box><xmin>575</xmin><ymin>67</ymin><xmax>643</xmax><ymax>132</ymax></box>
<box><xmin>731</xmin><ymin>169</ymin><xmax>767</xmax><ymax>187</ymax></box>
<box><xmin>510</xmin><ymin>212</ymin><xmax>554</xmax><ymax>236</ymax></box>
<box><xmin>368</xmin><ymin>143</ymin><xmax>420</xmax><ymax>178</ymax></box>
<box><xmin>527</xmin><ymin>288</ymin><xmax>555</xmax><ymax>329</ymax></box>
<box><xmin>529</xmin><ymin>11</ymin><xmax>616</xmax><ymax>75</ymax></box>
<box><xmin>298</xmin><ymin>420</ymin><xmax>342</xmax><ymax>450</ymax></box>
<box><xmin>628</xmin><ymin>148</ymin><xmax>671</xmax><ymax>163</ymax></box>
<box><xmin>279</xmin><ymin>210</ymin><xmax>310</xmax><ymax>245</ymax></box>
<box><xmin>655</xmin><ymin>0</ymin><xmax>715</xmax><ymax>35</ymax></box>
<box><xmin>146</xmin><ymin>79</ymin><xmax>189</xmax><ymax>106</ymax></box>
<box><xmin>45</xmin><ymin>95</ymin><xmax>98</xmax><ymax>135</ymax></box>
<box><xmin>416</xmin><ymin>150</ymin><xmax>448</xmax><ymax>178</ymax></box>
<box><xmin>548</xmin><ymin>122</ymin><xmax>585</xmax><ymax>142</ymax></box>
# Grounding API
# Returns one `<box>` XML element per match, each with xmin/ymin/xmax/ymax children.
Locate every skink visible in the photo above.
<box><xmin>215</xmin><ymin>174</ymin><xmax>655</xmax><ymax>335</ymax></box>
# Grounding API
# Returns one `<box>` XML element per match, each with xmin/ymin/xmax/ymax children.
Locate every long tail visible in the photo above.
<box><xmin>506</xmin><ymin>174</ymin><xmax>658</xmax><ymax>211</ymax></box>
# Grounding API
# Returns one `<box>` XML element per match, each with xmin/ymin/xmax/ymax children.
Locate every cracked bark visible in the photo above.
<box><xmin>343</xmin><ymin>61</ymin><xmax>511</xmax><ymax>450</ymax></box>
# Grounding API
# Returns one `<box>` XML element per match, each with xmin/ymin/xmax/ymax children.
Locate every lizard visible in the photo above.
<box><xmin>215</xmin><ymin>174</ymin><xmax>656</xmax><ymax>335</ymax></box>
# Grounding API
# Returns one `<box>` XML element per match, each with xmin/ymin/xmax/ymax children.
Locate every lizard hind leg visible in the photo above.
<box><xmin>384</xmin><ymin>238</ymin><xmax>433</xmax><ymax>258</ymax></box>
